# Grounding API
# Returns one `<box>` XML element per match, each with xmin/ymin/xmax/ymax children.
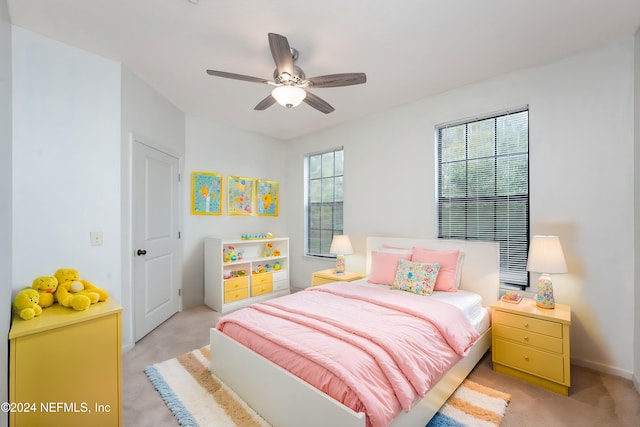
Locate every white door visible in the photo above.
<box><xmin>133</xmin><ymin>140</ymin><xmax>181</xmax><ymax>341</ymax></box>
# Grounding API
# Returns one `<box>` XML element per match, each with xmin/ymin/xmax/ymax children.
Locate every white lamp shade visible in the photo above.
<box><xmin>526</xmin><ymin>235</ymin><xmax>568</xmax><ymax>274</ymax></box>
<box><xmin>330</xmin><ymin>235</ymin><xmax>354</xmax><ymax>255</ymax></box>
<box><xmin>271</xmin><ymin>85</ymin><xmax>306</xmax><ymax>108</ymax></box>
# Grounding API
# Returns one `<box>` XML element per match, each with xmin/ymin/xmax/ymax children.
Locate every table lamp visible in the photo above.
<box><xmin>526</xmin><ymin>235</ymin><xmax>568</xmax><ymax>309</ymax></box>
<box><xmin>329</xmin><ymin>235</ymin><xmax>354</xmax><ymax>275</ymax></box>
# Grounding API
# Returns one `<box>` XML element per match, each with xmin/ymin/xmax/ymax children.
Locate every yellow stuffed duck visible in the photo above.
<box><xmin>13</xmin><ymin>288</ymin><xmax>43</xmax><ymax>320</ymax></box>
<box><xmin>31</xmin><ymin>275</ymin><xmax>58</xmax><ymax>308</ymax></box>
<box><xmin>54</xmin><ymin>268</ymin><xmax>110</xmax><ymax>311</ymax></box>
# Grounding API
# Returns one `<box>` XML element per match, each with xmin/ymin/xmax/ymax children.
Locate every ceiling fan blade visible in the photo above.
<box><xmin>268</xmin><ymin>33</ymin><xmax>294</xmax><ymax>77</ymax></box>
<box><xmin>303</xmin><ymin>91</ymin><xmax>335</xmax><ymax>114</ymax></box>
<box><xmin>206</xmin><ymin>69</ymin><xmax>270</xmax><ymax>84</ymax></box>
<box><xmin>254</xmin><ymin>95</ymin><xmax>276</xmax><ymax>111</ymax></box>
<box><xmin>307</xmin><ymin>73</ymin><xmax>367</xmax><ymax>88</ymax></box>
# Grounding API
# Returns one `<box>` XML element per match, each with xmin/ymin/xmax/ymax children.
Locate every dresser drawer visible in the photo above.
<box><xmin>493</xmin><ymin>311</ymin><xmax>563</xmax><ymax>338</ymax></box>
<box><xmin>224</xmin><ymin>288</ymin><xmax>249</xmax><ymax>303</ymax></box>
<box><xmin>494</xmin><ymin>338</ymin><xmax>566</xmax><ymax>383</ymax></box>
<box><xmin>272</xmin><ymin>279</ymin><xmax>288</xmax><ymax>292</ymax></box>
<box><xmin>272</xmin><ymin>270</ymin><xmax>288</xmax><ymax>282</ymax></box>
<box><xmin>312</xmin><ymin>276</ymin><xmax>335</xmax><ymax>286</ymax></box>
<box><xmin>251</xmin><ymin>282</ymin><xmax>273</xmax><ymax>297</ymax></box>
<box><xmin>493</xmin><ymin>323</ymin><xmax>564</xmax><ymax>353</ymax></box>
<box><xmin>224</xmin><ymin>276</ymin><xmax>249</xmax><ymax>292</ymax></box>
<box><xmin>252</xmin><ymin>272</ymin><xmax>273</xmax><ymax>286</ymax></box>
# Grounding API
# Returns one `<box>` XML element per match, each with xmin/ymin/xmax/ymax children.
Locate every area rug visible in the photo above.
<box><xmin>145</xmin><ymin>345</ymin><xmax>511</xmax><ymax>427</ymax></box>
<box><xmin>425</xmin><ymin>380</ymin><xmax>511</xmax><ymax>427</ymax></box>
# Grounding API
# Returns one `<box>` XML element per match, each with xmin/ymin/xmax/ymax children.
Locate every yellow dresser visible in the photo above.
<box><xmin>491</xmin><ymin>297</ymin><xmax>571</xmax><ymax>395</ymax></box>
<box><xmin>9</xmin><ymin>299</ymin><xmax>122</xmax><ymax>427</ymax></box>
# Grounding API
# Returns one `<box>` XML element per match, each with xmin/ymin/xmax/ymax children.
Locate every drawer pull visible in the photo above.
<box><xmin>524</xmin><ymin>323</ymin><xmax>529</xmax><ymax>328</ymax></box>
<box><xmin>523</xmin><ymin>336</ymin><xmax>529</xmax><ymax>341</ymax></box>
<box><xmin>524</xmin><ymin>355</ymin><xmax>530</xmax><ymax>361</ymax></box>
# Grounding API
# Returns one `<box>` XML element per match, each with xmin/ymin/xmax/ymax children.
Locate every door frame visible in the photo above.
<box><xmin>122</xmin><ymin>132</ymin><xmax>183</xmax><ymax>351</ymax></box>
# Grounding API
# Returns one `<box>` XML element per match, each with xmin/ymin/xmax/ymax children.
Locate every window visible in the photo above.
<box><xmin>436</xmin><ymin>107</ymin><xmax>529</xmax><ymax>288</ymax></box>
<box><xmin>305</xmin><ymin>147</ymin><xmax>344</xmax><ymax>257</ymax></box>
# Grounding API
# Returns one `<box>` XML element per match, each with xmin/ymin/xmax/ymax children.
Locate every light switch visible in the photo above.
<box><xmin>90</xmin><ymin>231</ymin><xmax>103</xmax><ymax>246</ymax></box>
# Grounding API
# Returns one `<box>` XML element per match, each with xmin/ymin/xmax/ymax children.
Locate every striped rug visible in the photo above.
<box><xmin>145</xmin><ymin>346</ymin><xmax>510</xmax><ymax>427</ymax></box>
<box><xmin>426</xmin><ymin>380</ymin><xmax>511</xmax><ymax>427</ymax></box>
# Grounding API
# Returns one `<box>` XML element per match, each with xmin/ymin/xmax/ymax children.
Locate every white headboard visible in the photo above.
<box><xmin>366</xmin><ymin>236</ymin><xmax>500</xmax><ymax>306</ymax></box>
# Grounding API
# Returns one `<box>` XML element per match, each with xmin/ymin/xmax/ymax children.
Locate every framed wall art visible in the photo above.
<box><xmin>227</xmin><ymin>176</ymin><xmax>255</xmax><ymax>215</ymax></box>
<box><xmin>191</xmin><ymin>172</ymin><xmax>222</xmax><ymax>215</ymax></box>
<box><xmin>257</xmin><ymin>179</ymin><xmax>279</xmax><ymax>216</ymax></box>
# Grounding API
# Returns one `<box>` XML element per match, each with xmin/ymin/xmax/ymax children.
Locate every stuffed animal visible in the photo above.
<box><xmin>54</xmin><ymin>268</ymin><xmax>109</xmax><ymax>311</ymax></box>
<box><xmin>13</xmin><ymin>288</ymin><xmax>43</xmax><ymax>320</ymax></box>
<box><xmin>31</xmin><ymin>276</ymin><xmax>58</xmax><ymax>308</ymax></box>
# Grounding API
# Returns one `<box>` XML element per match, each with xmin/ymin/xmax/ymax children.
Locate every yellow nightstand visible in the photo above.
<box><xmin>9</xmin><ymin>299</ymin><xmax>122</xmax><ymax>427</ymax></box>
<box><xmin>491</xmin><ymin>297</ymin><xmax>571</xmax><ymax>395</ymax></box>
<box><xmin>311</xmin><ymin>269</ymin><xmax>365</xmax><ymax>286</ymax></box>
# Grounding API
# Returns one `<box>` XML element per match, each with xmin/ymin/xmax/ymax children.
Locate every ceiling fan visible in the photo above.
<box><xmin>206</xmin><ymin>33</ymin><xmax>367</xmax><ymax>114</ymax></box>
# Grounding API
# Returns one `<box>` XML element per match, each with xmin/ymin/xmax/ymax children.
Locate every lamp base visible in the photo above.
<box><xmin>536</xmin><ymin>273</ymin><xmax>555</xmax><ymax>309</ymax></box>
<box><xmin>335</xmin><ymin>255</ymin><xmax>345</xmax><ymax>275</ymax></box>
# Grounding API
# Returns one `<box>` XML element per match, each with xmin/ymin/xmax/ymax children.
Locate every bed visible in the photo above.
<box><xmin>210</xmin><ymin>236</ymin><xmax>499</xmax><ymax>427</ymax></box>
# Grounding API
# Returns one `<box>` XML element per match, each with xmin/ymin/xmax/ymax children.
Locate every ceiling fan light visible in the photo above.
<box><xmin>272</xmin><ymin>85</ymin><xmax>306</xmax><ymax>108</ymax></box>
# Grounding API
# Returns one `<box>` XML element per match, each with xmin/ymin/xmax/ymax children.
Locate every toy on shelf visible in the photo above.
<box><xmin>31</xmin><ymin>275</ymin><xmax>58</xmax><ymax>308</ymax></box>
<box><xmin>241</xmin><ymin>232</ymin><xmax>275</xmax><ymax>240</ymax></box>
<box><xmin>263</xmin><ymin>243</ymin><xmax>274</xmax><ymax>257</ymax></box>
<box><xmin>273</xmin><ymin>261</ymin><xmax>281</xmax><ymax>271</ymax></box>
<box><xmin>13</xmin><ymin>288</ymin><xmax>43</xmax><ymax>320</ymax></box>
<box><xmin>223</xmin><ymin>246</ymin><xmax>238</xmax><ymax>263</ymax></box>
<box><xmin>224</xmin><ymin>269</ymin><xmax>247</xmax><ymax>279</ymax></box>
<box><xmin>261</xmin><ymin>242</ymin><xmax>281</xmax><ymax>257</ymax></box>
<box><xmin>54</xmin><ymin>268</ymin><xmax>110</xmax><ymax>311</ymax></box>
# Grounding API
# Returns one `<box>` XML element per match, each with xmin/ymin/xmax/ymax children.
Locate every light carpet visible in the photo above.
<box><xmin>145</xmin><ymin>346</ymin><xmax>511</xmax><ymax>427</ymax></box>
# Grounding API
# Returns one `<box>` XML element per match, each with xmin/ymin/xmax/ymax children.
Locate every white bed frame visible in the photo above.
<box><xmin>210</xmin><ymin>237</ymin><xmax>500</xmax><ymax>427</ymax></box>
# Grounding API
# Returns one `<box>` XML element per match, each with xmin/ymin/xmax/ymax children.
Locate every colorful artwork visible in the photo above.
<box><xmin>228</xmin><ymin>176</ymin><xmax>255</xmax><ymax>215</ymax></box>
<box><xmin>257</xmin><ymin>180</ymin><xmax>278</xmax><ymax>216</ymax></box>
<box><xmin>191</xmin><ymin>172</ymin><xmax>222</xmax><ymax>215</ymax></box>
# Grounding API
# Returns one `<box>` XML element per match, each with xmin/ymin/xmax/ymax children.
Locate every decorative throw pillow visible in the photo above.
<box><xmin>368</xmin><ymin>251</ymin><xmax>412</xmax><ymax>285</ymax></box>
<box><xmin>391</xmin><ymin>259</ymin><xmax>441</xmax><ymax>295</ymax></box>
<box><xmin>411</xmin><ymin>247</ymin><xmax>462</xmax><ymax>292</ymax></box>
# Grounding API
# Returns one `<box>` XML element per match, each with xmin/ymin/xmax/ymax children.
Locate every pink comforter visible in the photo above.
<box><xmin>216</xmin><ymin>282</ymin><xmax>479</xmax><ymax>427</ymax></box>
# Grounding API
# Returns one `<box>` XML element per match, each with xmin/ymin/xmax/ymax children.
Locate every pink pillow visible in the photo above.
<box><xmin>411</xmin><ymin>247</ymin><xmax>460</xmax><ymax>292</ymax></box>
<box><xmin>368</xmin><ymin>251</ymin><xmax>412</xmax><ymax>285</ymax></box>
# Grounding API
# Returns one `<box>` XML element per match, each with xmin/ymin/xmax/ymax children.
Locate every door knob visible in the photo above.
<box><xmin>137</xmin><ymin>249</ymin><xmax>147</xmax><ymax>256</ymax></box>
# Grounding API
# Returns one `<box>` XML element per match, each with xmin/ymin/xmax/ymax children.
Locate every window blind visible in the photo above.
<box><xmin>437</xmin><ymin>108</ymin><xmax>529</xmax><ymax>288</ymax></box>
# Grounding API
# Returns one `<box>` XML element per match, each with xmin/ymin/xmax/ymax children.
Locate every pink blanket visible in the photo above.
<box><xmin>216</xmin><ymin>282</ymin><xmax>479</xmax><ymax>427</ymax></box>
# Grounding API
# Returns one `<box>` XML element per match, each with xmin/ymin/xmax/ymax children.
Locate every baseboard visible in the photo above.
<box><xmin>122</xmin><ymin>342</ymin><xmax>135</xmax><ymax>353</ymax></box>
<box><xmin>571</xmin><ymin>357</ymin><xmax>633</xmax><ymax>380</ymax></box>
<box><xmin>633</xmin><ymin>373</ymin><xmax>640</xmax><ymax>394</ymax></box>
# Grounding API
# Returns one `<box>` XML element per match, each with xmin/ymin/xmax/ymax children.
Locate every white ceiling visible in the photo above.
<box><xmin>8</xmin><ymin>0</ymin><xmax>640</xmax><ymax>140</ymax></box>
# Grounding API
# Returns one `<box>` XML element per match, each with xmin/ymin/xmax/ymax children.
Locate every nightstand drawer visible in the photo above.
<box><xmin>494</xmin><ymin>338</ymin><xmax>565</xmax><ymax>383</ymax></box>
<box><xmin>251</xmin><ymin>282</ymin><xmax>273</xmax><ymax>297</ymax></box>
<box><xmin>224</xmin><ymin>276</ymin><xmax>249</xmax><ymax>292</ymax></box>
<box><xmin>252</xmin><ymin>272</ymin><xmax>273</xmax><ymax>286</ymax></box>
<box><xmin>224</xmin><ymin>288</ymin><xmax>249</xmax><ymax>303</ymax></box>
<box><xmin>493</xmin><ymin>311</ymin><xmax>563</xmax><ymax>338</ymax></box>
<box><xmin>493</xmin><ymin>323</ymin><xmax>564</xmax><ymax>353</ymax></box>
<box><xmin>311</xmin><ymin>276</ymin><xmax>335</xmax><ymax>286</ymax></box>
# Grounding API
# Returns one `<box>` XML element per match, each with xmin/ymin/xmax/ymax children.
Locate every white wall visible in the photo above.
<box><xmin>286</xmin><ymin>40</ymin><xmax>636</xmax><ymax>377</ymax></box>
<box><xmin>183</xmin><ymin>115</ymin><xmax>288</xmax><ymax>308</ymax></box>
<box><xmin>12</xmin><ymin>27</ymin><xmax>122</xmax><ymax>301</ymax></box>
<box><xmin>0</xmin><ymin>1</ymin><xmax>11</xmax><ymax>426</ymax></box>
<box><xmin>120</xmin><ymin>67</ymin><xmax>186</xmax><ymax>348</ymax></box>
